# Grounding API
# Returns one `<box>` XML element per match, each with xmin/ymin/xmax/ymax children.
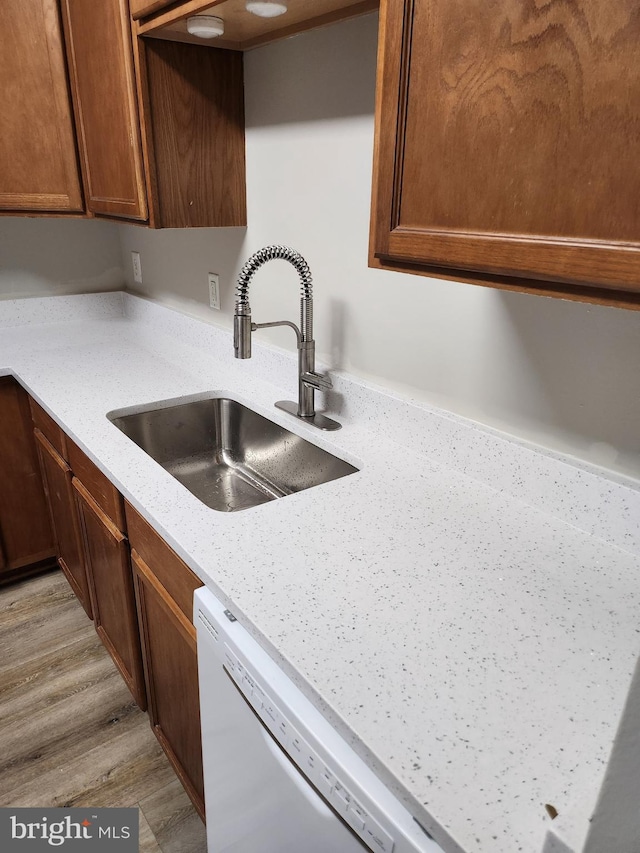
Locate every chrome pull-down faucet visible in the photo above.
<box><xmin>233</xmin><ymin>245</ymin><xmax>341</xmax><ymax>431</ymax></box>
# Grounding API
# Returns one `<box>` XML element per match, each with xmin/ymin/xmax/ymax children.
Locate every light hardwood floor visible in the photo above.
<box><xmin>0</xmin><ymin>569</ymin><xmax>207</xmax><ymax>853</ymax></box>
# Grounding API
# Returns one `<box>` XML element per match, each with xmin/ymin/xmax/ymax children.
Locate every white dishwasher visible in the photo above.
<box><xmin>195</xmin><ymin>587</ymin><xmax>443</xmax><ymax>853</ymax></box>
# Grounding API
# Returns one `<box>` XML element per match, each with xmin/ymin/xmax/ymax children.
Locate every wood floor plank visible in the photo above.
<box><xmin>0</xmin><ymin>673</ymin><xmax>141</xmax><ymax>799</ymax></box>
<box><xmin>0</xmin><ymin>570</ymin><xmax>71</xmax><ymax>630</ymax></box>
<box><xmin>139</xmin><ymin>807</ymin><xmax>164</xmax><ymax>853</ymax></box>
<box><xmin>0</xmin><ymin>633</ymin><xmax>112</xmax><ymax>722</ymax></box>
<box><xmin>0</xmin><ymin>569</ymin><xmax>204</xmax><ymax>838</ymax></box>
<box><xmin>0</xmin><ymin>573</ymin><xmax>92</xmax><ymax>669</ymax></box>
<box><xmin>139</xmin><ymin>777</ymin><xmax>207</xmax><ymax>853</ymax></box>
<box><xmin>0</xmin><ymin>569</ymin><xmax>65</xmax><ymax>615</ymax></box>
<box><xmin>5</xmin><ymin>701</ymin><xmax>176</xmax><ymax>809</ymax></box>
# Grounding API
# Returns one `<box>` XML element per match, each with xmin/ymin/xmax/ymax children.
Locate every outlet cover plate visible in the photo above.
<box><xmin>131</xmin><ymin>251</ymin><xmax>143</xmax><ymax>284</ymax></box>
<box><xmin>208</xmin><ymin>273</ymin><xmax>220</xmax><ymax>310</ymax></box>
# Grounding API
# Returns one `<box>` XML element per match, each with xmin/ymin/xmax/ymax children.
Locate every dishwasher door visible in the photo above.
<box><xmin>199</xmin><ymin>649</ymin><xmax>364</xmax><ymax>852</ymax></box>
<box><xmin>195</xmin><ymin>587</ymin><xmax>442</xmax><ymax>853</ymax></box>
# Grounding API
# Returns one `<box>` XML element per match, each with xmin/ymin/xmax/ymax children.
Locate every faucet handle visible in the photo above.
<box><xmin>301</xmin><ymin>371</ymin><xmax>332</xmax><ymax>392</ymax></box>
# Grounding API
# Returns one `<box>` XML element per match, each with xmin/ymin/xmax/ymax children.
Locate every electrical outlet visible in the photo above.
<box><xmin>208</xmin><ymin>273</ymin><xmax>220</xmax><ymax>310</ymax></box>
<box><xmin>131</xmin><ymin>251</ymin><xmax>143</xmax><ymax>284</ymax></box>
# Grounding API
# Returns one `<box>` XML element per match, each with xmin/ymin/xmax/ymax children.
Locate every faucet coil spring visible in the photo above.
<box><xmin>235</xmin><ymin>245</ymin><xmax>313</xmax><ymax>341</ymax></box>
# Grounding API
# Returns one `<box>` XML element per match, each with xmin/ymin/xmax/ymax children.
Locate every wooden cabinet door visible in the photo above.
<box><xmin>61</xmin><ymin>0</ymin><xmax>148</xmax><ymax>220</ymax></box>
<box><xmin>0</xmin><ymin>379</ymin><xmax>55</xmax><ymax>577</ymax></box>
<box><xmin>138</xmin><ymin>38</ymin><xmax>246</xmax><ymax>228</ymax></box>
<box><xmin>34</xmin><ymin>429</ymin><xmax>92</xmax><ymax>618</ymax></box>
<box><xmin>132</xmin><ymin>549</ymin><xmax>205</xmax><ymax>819</ymax></box>
<box><xmin>0</xmin><ymin>0</ymin><xmax>83</xmax><ymax>212</ymax></box>
<box><xmin>371</xmin><ymin>0</ymin><xmax>640</xmax><ymax>308</ymax></box>
<box><xmin>74</xmin><ymin>478</ymin><xmax>146</xmax><ymax>709</ymax></box>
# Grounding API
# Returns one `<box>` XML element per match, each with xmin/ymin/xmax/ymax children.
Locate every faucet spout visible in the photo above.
<box><xmin>232</xmin><ymin>245</ymin><xmax>340</xmax><ymax>431</ymax></box>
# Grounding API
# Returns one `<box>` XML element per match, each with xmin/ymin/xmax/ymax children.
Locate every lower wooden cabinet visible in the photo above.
<box><xmin>25</xmin><ymin>394</ymin><xmax>205</xmax><ymax>815</ymax></box>
<box><xmin>127</xmin><ymin>501</ymin><xmax>205</xmax><ymax>820</ymax></box>
<box><xmin>31</xmin><ymin>403</ymin><xmax>146</xmax><ymax>709</ymax></box>
<box><xmin>73</xmin><ymin>477</ymin><xmax>146</xmax><ymax>710</ymax></box>
<box><xmin>132</xmin><ymin>550</ymin><xmax>205</xmax><ymax>819</ymax></box>
<box><xmin>0</xmin><ymin>378</ymin><xmax>56</xmax><ymax>581</ymax></box>
<box><xmin>33</xmin><ymin>428</ymin><xmax>92</xmax><ymax>617</ymax></box>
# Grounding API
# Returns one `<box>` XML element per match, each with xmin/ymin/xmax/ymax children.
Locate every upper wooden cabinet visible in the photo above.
<box><xmin>61</xmin><ymin>0</ymin><xmax>246</xmax><ymax>227</ymax></box>
<box><xmin>61</xmin><ymin>0</ymin><xmax>148</xmax><ymax>221</ymax></box>
<box><xmin>370</xmin><ymin>0</ymin><xmax>640</xmax><ymax>309</ymax></box>
<box><xmin>137</xmin><ymin>38</ymin><xmax>246</xmax><ymax>227</ymax></box>
<box><xmin>0</xmin><ymin>0</ymin><xmax>83</xmax><ymax>213</ymax></box>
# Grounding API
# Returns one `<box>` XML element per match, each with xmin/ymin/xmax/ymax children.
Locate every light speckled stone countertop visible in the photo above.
<box><xmin>2</xmin><ymin>293</ymin><xmax>639</xmax><ymax>853</ymax></box>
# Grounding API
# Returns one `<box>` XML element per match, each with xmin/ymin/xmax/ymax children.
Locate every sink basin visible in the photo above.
<box><xmin>109</xmin><ymin>397</ymin><xmax>357</xmax><ymax>512</ymax></box>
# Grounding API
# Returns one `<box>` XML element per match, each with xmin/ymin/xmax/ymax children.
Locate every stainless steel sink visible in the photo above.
<box><xmin>109</xmin><ymin>397</ymin><xmax>357</xmax><ymax>513</ymax></box>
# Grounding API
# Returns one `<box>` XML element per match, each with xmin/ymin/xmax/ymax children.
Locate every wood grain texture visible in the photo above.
<box><xmin>0</xmin><ymin>571</ymin><xmax>91</xmax><ymax>667</ymax></box>
<box><xmin>61</xmin><ymin>0</ymin><xmax>148</xmax><ymax>220</ymax></box>
<box><xmin>34</xmin><ymin>429</ymin><xmax>93</xmax><ymax>619</ymax></box>
<box><xmin>372</xmin><ymin>0</ymin><xmax>640</xmax><ymax>304</ymax></box>
<box><xmin>0</xmin><ymin>572</ymin><xmax>161</xmax><ymax>807</ymax></box>
<box><xmin>0</xmin><ymin>571</ymin><xmax>206</xmax><ymax>851</ymax></box>
<box><xmin>132</xmin><ymin>550</ymin><xmax>205</xmax><ymax>819</ymax></box>
<box><xmin>139</xmin><ymin>38</ymin><xmax>246</xmax><ymax>227</ymax></box>
<box><xmin>0</xmin><ymin>560</ymin><xmax>59</xmax><ymax>587</ymax></box>
<box><xmin>74</xmin><ymin>478</ymin><xmax>147</xmax><ymax>710</ymax></box>
<box><xmin>125</xmin><ymin>503</ymin><xmax>203</xmax><ymax>623</ymax></box>
<box><xmin>369</xmin><ymin>251</ymin><xmax>640</xmax><ymax>310</ymax></box>
<box><xmin>29</xmin><ymin>398</ymin><xmax>68</xmax><ymax>460</ymax></box>
<box><xmin>137</xmin><ymin>0</ymin><xmax>379</xmax><ymax>51</ymax></box>
<box><xmin>136</xmin><ymin>0</ymin><xmax>221</xmax><ymax>27</ymax></box>
<box><xmin>139</xmin><ymin>777</ymin><xmax>207</xmax><ymax>853</ymax></box>
<box><xmin>139</xmin><ymin>810</ymin><xmax>164</xmax><ymax>853</ymax></box>
<box><xmin>68</xmin><ymin>439</ymin><xmax>126</xmax><ymax>529</ymax></box>
<box><xmin>0</xmin><ymin>379</ymin><xmax>55</xmax><ymax>574</ymax></box>
<box><xmin>0</xmin><ymin>0</ymin><xmax>84</xmax><ymax>212</ymax></box>
<box><xmin>132</xmin><ymin>0</ymin><xmax>176</xmax><ymax>19</ymax></box>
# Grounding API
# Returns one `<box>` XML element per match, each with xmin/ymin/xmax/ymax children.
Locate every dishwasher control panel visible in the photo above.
<box><xmin>222</xmin><ymin>640</ymin><xmax>395</xmax><ymax>853</ymax></box>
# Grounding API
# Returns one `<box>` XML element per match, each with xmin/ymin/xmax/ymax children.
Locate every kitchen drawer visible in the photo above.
<box><xmin>125</xmin><ymin>502</ymin><xmax>203</xmax><ymax>623</ymax></box>
<box><xmin>29</xmin><ymin>398</ymin><xmax>67</xmax><ymax>460</ymax></box>
<box><xmin>68</xmin><ymin>440</ymin><xmax>126</xmax><ymax>531</ymax></box>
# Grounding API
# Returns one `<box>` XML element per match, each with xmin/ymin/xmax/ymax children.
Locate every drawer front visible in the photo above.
<box><xmin>29</xmin><ymin>398</ymin><xmax>67</xmax><ymax>460</ymax></box>
<box><xmin>68</xmin><ymin>440</ymin><xmax>125</xmax><ymax>531</ymax></box>
<box><xmin>125</xmin><ymin>502</ymin><xmax>202</xmax><ymax>623</ymax></box>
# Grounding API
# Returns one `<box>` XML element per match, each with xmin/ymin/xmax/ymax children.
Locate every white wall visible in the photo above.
<box><xmin>118</xmin><ymin>13</ymin><xmax>640</xmax><ymax>482</ymax></box>
<box><xmin>0</xmin><ymin>218</ymin><xmax>123</xmax><ymax>299</ymax></box>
